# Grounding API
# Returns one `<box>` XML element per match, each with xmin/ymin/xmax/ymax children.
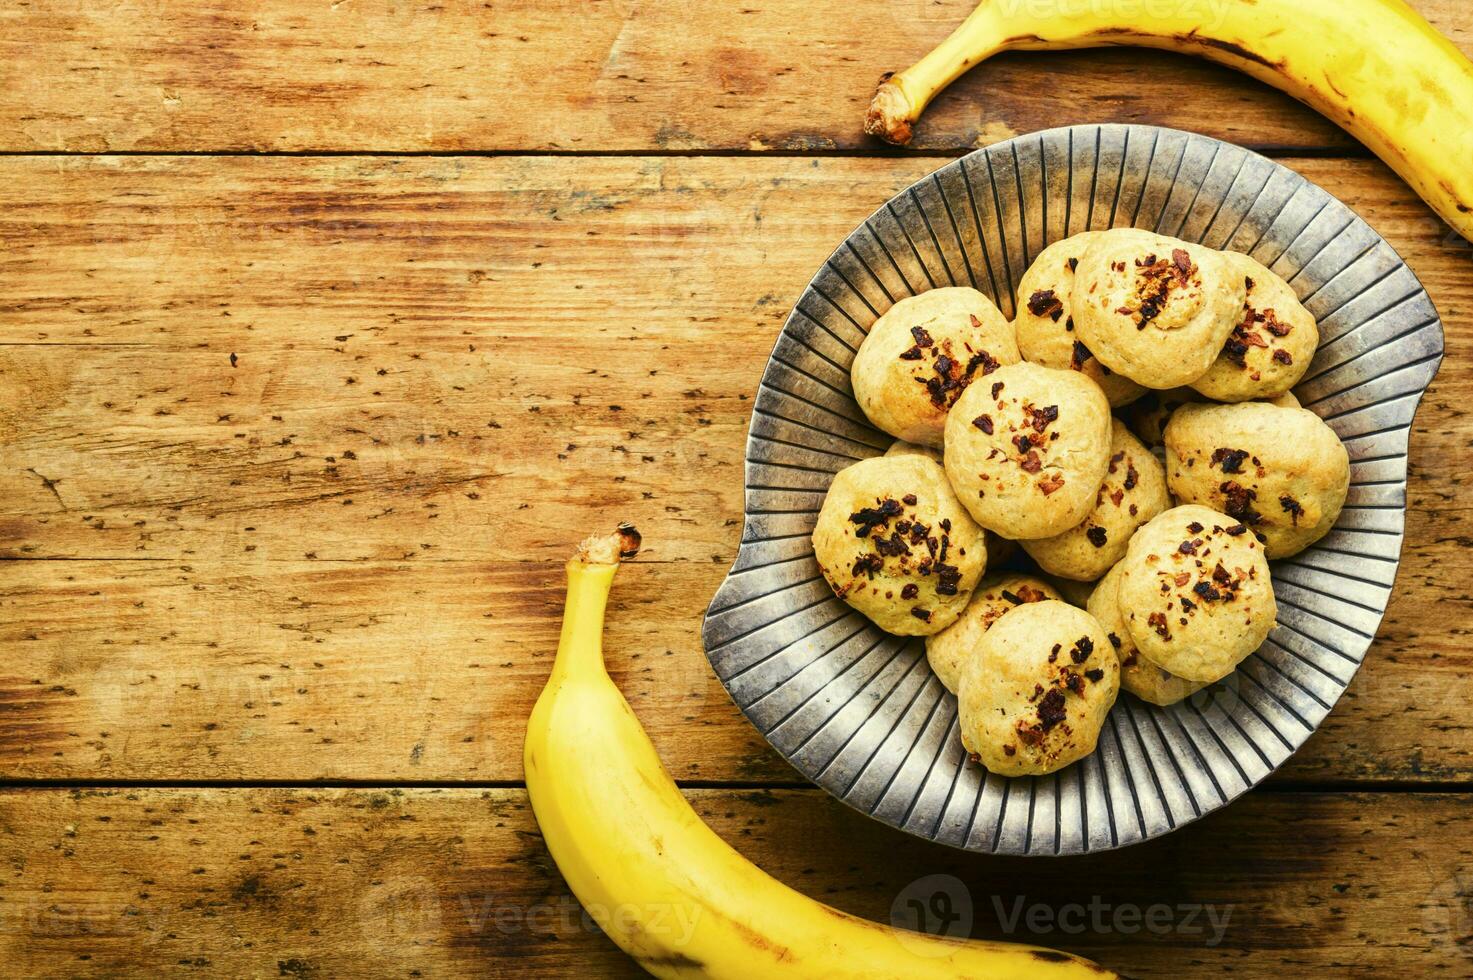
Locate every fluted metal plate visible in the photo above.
<box><xmin>701</xmin><ymin>125</ymin><xmax>1443</xmax><ymax>855</ymax></box>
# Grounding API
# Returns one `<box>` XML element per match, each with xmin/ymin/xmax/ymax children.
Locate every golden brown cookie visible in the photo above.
<box><xmin>1117</xmin><ymin>504</ymin><xmax>1276</xmax><ymax>683</ymax></box>
<box><xmin>1119</xmin><ymin>386</ymin><xmax>1203</xmax><ymax>448</ymax></box>
<box><xmin>851</xmin><ymin>287</ymin><xmax>1019</xmax><ymax>447</ymax></box>
<box><xmin>1164</xmin><ymin>401</ymin><xmax>1350</xmax><ymax>558</ymax></box>
<box><xmin>957</xmin><ymin>601</ymin><xmax>1120</xmax><ymax>776</ymax></box>
<box><xmin>812</xmin><ymin>454</ymin><xmax>988</xmax><ymax>635</ymax></box>
<box><xmin>1021</xmin><ymin>420</ymin><xmax>1171</xmax><ymax>581</ymax></box>
<box><xmin>1046</xmin><ymin>574</ymin><xmax>1096</xmax><ymax>610</ymax></box>
<box><xmin>1088</xmin><ymin>560</ymin><xmax>1208</xmax><ymax>706</ymax></box>
<box><xmin>943</xmin><ymin>361</ymin><xmax>1112</xmax><ymax>540</ymax></box>
<box><xmin>883</xmin><ymin>439</ymin><xmax>943</xmax><ymax>463</ymax></box>
<box><xmin>1014</xmin><ymin>232</ymin><xmax>1147</xmax><ymax>407</ymax></box>
<box><xmin>1073</xmin><ymin>230</ymin><xmax>1246</xmax><ymax>389</ymax></box>
<box><xmin>1191</xmin><ymin>252</ymin><xmax>1319</xmax><ymax>402</ymax></box>
<box><xmin>924</xmin><ymin>573</ymin><xmax>1061</xmax><ymax>694</ymax></box>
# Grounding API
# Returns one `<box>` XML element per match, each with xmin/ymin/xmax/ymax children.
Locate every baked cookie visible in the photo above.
<box><xmin>924</xmin><ymin>573</ymin><xmax>1062</xmax><ymax>694</ymax></box>
<box><xmin>1014</xmin><ymin>232</ymin><xmax>1147</xmax><ymax>407</ymax></box>
<box><xmin>812</xmin><ymin>454</ymin><xmax>988</xmax><ymax>635</ymax></box>
<box><xmin>1121</xmin><ymin>387</ymin><xmax>1299</xmax><ymax>449</ymax></box>
<box><xmin>1191</xmin><ymin>252</ymin><xmax>1318</xmax><ymax>402</ymax></box>
<box><xmin>943</xmin><ymin>361</ymin><xmax>1112</xmax><ymax>540</ymax></box>
<box><xmin>1117</xmin><ymin>504</ymin><xmax>1276</xmax><ymax>683</ymax></box>
<box><xmin>1088</xmin><ymin>560</ymin><xmax>1208</xmax><ymax>706</ymax></box>
<box><xmin>884</xmin><ymin>439</ymin><xmax>942</xmax><ymax>463</ymax></box>
<box><xmin>1164</xmin><ymin>401</ymin><xmax>1350</xmax><ymax>558</ymax></box>
<box><xmin>957</xmin><ymin>601</ymin><xmax>1120</xmax><ymax>776</ymax></box>
<box><xmin>1073</xmin><ymin>230</ymin><xmax>1246</xmax><ymax>389</ymax></box>
<box><xmin>1046</xmin><ymin>574</ymin><xmax>1095</xmax><ymax>610</ymax></box>
<box><xmin>1119</xmin><ymin>386</ymin><xmax>1202</xmax><ymax>448</ymax></box>
<box><xmin>1021</xmin><ymin>419</ymin><xmax>1171</xmax><ymax>581</ymax></box>
<box><xmin>852</xmin><ymin>287</ymin><xmax>1019</xmax><ymax>447</ymax></box>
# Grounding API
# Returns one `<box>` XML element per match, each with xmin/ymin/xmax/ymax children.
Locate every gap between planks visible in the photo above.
<box><xmin>0</xmin><ymin>146</ymin><xmax>1373</xmax><ymax>160</ymax></box>
<box><xmin>0</xmin><ymin>778</ymin><xmax>1468</xmax><ymax>793</ymax></box>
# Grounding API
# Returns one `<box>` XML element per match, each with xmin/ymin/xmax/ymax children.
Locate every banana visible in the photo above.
<box><xmin>524</xmin><ymin>525</ymin><xmax>1114</xmax><ymax>979</ymax></box>
<box><xmin>865</xmin><ymin>0</ymin><xmax>1473</xmax><ymax>242</ymax></box>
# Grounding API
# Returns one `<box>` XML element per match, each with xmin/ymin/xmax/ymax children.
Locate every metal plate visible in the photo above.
<box><xmin>700</xmin><ymin>125</ymin><xmax>1444</xmax><ymax>855</ymax></box>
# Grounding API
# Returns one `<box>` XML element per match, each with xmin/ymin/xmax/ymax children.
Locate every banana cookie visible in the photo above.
<box><xmin>1119</xmin><ymin>386</ymin><xmax>1202</xmax><ymax>448</ymax></box>
<box><xmin>1164</xmin><ymin>401</ymin><xmax>1349</xmax><ymax>558</ymax></box>
<box><xmin>943</xmin><ymin>361</ymin><xmax>1112</xmax><ymax>539</ymax></box>
<box><xmin>1022</xmin><ymin>419</ymin><xmax>1171</xmax><ymax>582</ymax></box>
<box><xmin>1117</xmin><ymin>504</ymin><xmax>1276</xmax><ymax>683</ymax></box>
<box><xmin>812</xmin><ymin>454</ymin><xmax>988</xmax><ymax>635</ymax></box>
<box><xmin>1123</xmin><ymin>387</ymin><xmax>1298</xmax><ymax>447</ymax></box>
<box><xmin>957</xmin><ymin>601</ymin><xmax>1120</xmax><ymax>777</ymax></box>
<box><xmin>852</xmin><ymin>287</ymin><xmax>1019</xmax><ymax>447</ymax></box>
<box><xmin>925</xmin><ymin>573</ymin><xmax>1062</xmax><ymax>694</ymax></box>
<box><xmin>1014</xmin><ymin>232</ymin><xmax>1147</xmax><ymax>407</ymax></box>
<box><xmin>885</xmin><ymin>441</ymin><xmax>1017</xmax><ymax>564</ymax></box>
<box><xmin>883</xmin><ymin>439</ymin><xmax>942</xmax><ymax>463</ymax></box>
<box><xmin>1073</xmin><ymin>229</ymin><xmax>1246</xmax><ymax>389</ymax></box>
<box><xmin>1191</xmin><ymin>252</ymin><xmax>1319</xmax><ymax>402</ymax></box>
<box><xmin>1088</xmin><ymin>560</ymin><xmax>1208</xmax><ymax>706</ymax></box>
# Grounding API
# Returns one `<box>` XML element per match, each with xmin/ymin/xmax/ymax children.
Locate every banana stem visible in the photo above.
<box><xmin>551</xmin><ymin>524</ymin><xmax>641</xmax><ymax>681</ymax></box>
<box><xmin>865</xmin><ymin>2</ymin><xmax>1010</xmax><ymax>143</ymax></box>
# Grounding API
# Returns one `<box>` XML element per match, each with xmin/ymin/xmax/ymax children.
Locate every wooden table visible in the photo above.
<box><xmin>1</xmin><ymin>2</ymin><xmax>1470</xmax><ymax>975</ymax></box>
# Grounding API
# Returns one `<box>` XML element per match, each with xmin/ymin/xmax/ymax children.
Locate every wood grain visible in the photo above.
<box><xmin>1</xmin><ymin>155</ymin><xmax>1468</xmax><ymax>563</ymax></box>
<box><xmin>0</xmin><ymin>0</ymin><xmax>1466</xmax><ymax>154</ymax></box>
<box><xmin>0</xmin><ymin>787</ymin><xmax>1469</xmax><ymax>977</ymax></box>
<box><xmin>1</xmin><ymin>154</ymin><xmax>1469</xmax><ymax>784</ymax></box>
<box><xmin>2</xmin><ymin>552</ymin><xmax>1470</xmax><ymax>786</ymax></box>
<box><xmin>0</xmin><ymin>560</ymin><xmax>776</xmax><ymax>783</ymax></box>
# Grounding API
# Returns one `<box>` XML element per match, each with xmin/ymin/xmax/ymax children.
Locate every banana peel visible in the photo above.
<box><xmin>524</xmin><ymin>526</ymin><xmax>1115</xmax><ymax>979</ymax></box>
<box><xmin>865</xmin><ymin>0</ymin><xmax>1473</xmax><ymax>242</ymax></box>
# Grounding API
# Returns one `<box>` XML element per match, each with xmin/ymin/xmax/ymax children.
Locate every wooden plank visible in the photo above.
<box><xmin>0</xmin><ymin>154</ymin><xmax>1470</xmax><ymax>784</ymax></box>
<box><xmin>0</xmin><ymin>0</ymin><xmax>1467</xmax><ymax>153</ymax></box>
<box><xmin>1</xmin><ymin>155</ymin><xmax>1468</xmax><ymax>564</ymax></box>
<box><xmin>0</xmin><ymin>787</ymin><xmax>1468</xmax><ymax>977</ymax></box>
<box><xmin>2</xmin><ymin>553</ymin><xmax>1470</xmax><ymax>785</ymax></box>
<box><xmin>0</xmin><ymin>560</ymin><xmax>778</xmax><ymax>783</ymax></box>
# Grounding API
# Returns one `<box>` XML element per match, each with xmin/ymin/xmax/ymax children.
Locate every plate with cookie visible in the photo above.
<box><xmin>702</xmin><ymin>124</ymin><xmax>1443</xmax><ymax>854</ymax></box>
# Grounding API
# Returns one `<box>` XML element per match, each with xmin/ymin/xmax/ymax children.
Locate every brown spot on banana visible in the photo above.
<box><xmin>637</xmin><ymin>952</ymin><xmax>705</xmax><ymax>970</ymax></box>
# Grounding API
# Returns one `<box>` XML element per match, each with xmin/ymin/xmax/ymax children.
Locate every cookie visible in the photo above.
<box><xmin>1191</xmin><ymin>252</ymin><xmax>1318</xmax><ymax>402</ymax></box>
<box><xmin>924</xmin><ymin>573</ymin><xmax>1062</xmax><ymax>694</ymax></box>
<box><xmin>1121</xmin><ymin>386</ymin><xmax>1298</xmax><ymax>449</ymax></box>
<box><xmin>884</xmin><ymin>439</ymin><xmax>942</xmax><ymax>463</ymax></box>
<box><xmin>1014</xmin><ymin>232</ymin><xmax>1147</xmax><ymax>407</ymax></box>
<box><xmin>1021</xmin><ymin>419</ymin><xmax>1171</xmax><ymax>581</ymax></box>
<box><xmin>851</xmin><ymin>287</ymin><xmax>1019</xmax><ymax>447</ymax></box>
<box><xmin>957</xmin><ymin>600</ymin><xmax>1120</xmax><ymax>777</ymax></box>
<box><xmin>1046</xmin><ymin>574</ymin><xmax>1096</xmax><ymax>610</ymax></box>
<box><xmin>1164</xmin><ymin>401</ymin><xmax>1350</xmax><ymax>558</ymax></box>
<box><xmin>1117</xmin><ymin>504</ymin><xmax>1276</xmax><ymax>682</ymax></box>
<box><xmin>1088</xmin><ymin>560</ymin><xmax>1208</xmax><ymax>706</ymax></box>
<box><xmin>1073</xmin><ymin>230</ymin><xmax>1246</xmax><ymax>389</ymax></box>
<box><xmin>943</xmin><ymin>361</ymin><xmax>1112</xmax><ymax>540</ymax></box>
<box><xmin>812</xmin><ymin>454</ymin><xmax>988</xmax><ymax>635</ymax></box>
<box><xmin>1119</xmin><ymin>386</ymin><xmax>1202</xmax><ymax>448</ymax></box>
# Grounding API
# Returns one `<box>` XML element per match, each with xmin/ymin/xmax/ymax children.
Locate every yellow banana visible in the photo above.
<box><xmin>865</xmin><ymin>0</ymin><xmax>1473</xmax><ymax>241</ymax></box>
<box><xmin>524</xmin><ymin>525</ymin><xmax>1114</xmax><ymax>979</ymax></box>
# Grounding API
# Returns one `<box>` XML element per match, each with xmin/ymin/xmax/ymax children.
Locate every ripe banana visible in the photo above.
<box><xmin>524</xmin><ymin>525</ymin><xmax>1114</xmax><ymax>979</ymax></box>
<box><xmin>865</xmin><ymin>0</ymin><xmax>1473</xmax><ymax>242</ymax></box>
